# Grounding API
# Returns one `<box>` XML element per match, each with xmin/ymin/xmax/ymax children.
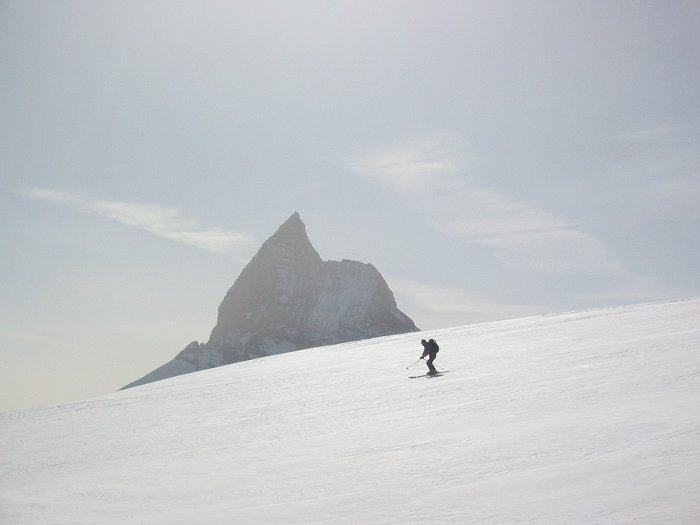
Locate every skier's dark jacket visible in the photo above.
<box><xmin>421</xmin><ymin>339</ymin><xmax>439</xmax><ymax>358</ymax></box>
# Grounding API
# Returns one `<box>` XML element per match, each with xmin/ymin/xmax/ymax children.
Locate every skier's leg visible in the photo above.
<box><xmin>427</xmin><ymin>354</ymin><xmax>436</xmax><ymax>372</ymax></box>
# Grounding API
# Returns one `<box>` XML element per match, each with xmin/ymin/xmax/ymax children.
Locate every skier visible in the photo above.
<box><xmin>420</xmin><ymin>338</ymin><xmax>440</xmax><ymax>375</ymax></box>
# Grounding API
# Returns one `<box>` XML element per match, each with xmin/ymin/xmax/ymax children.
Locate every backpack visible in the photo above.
<box><xmin>429</xmin><ymin>339</ymin><xmax>439</xmax><ymax>353</ymax></box>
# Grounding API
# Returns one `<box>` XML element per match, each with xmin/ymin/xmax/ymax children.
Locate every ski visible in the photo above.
<box><xmin>409</xmin><ymin>371</ymin><xmax>448</xmax><ymax>378</ymax></box>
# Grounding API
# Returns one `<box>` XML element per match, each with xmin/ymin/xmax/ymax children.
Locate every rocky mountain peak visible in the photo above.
<box><xmin>122</xmin><ymin>213</ymin><xmax>419</xmax><ymax>389</ymax></box>
<box><xmin>253</xmin><ymin>211</ymin><xmax>322</xmax><ymax>267</ymax></box>
<box><xmin>274</xmin><ymin>211</ymin><xmax>305</xmax><ymax>239</ymax></box>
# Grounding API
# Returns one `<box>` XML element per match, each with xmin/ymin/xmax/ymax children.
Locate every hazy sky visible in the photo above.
<box><xmin>2</xmin><ymin>1</ymin><xmax>699</xmax><ymax>410</ymax></box>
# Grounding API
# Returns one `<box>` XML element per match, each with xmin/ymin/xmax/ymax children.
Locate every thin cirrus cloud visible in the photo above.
<box><xmin>0</xmin><ymin>327</ymin><xmax>77</xmax><ymax>352</ymax></box>
<box><xmin>614</xmin><ymin>125</ymin><xmax>684</xmax><ymax>144</ymax></box>
<box><xmin>343</xmin><ymin>131</ymin><xmax>471</xmax><ymax>196</ymax></box>
<box><xmin>345</xmin><ymin>132</ymin><xmax>622</xmax><ymax>275</ymax></box>
<box><xmin>20</xmin><ymin>188</ymin><xmax>254</xmax><ymax>254</ymax></box>
<box><xmin>390</xmin><ymin>278</ymin><xmax>549</xmax><ymax>328</ymax></box>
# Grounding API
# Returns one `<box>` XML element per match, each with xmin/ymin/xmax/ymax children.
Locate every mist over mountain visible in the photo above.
<box><xmin>123</xmin><ymin>213</ymin><xmax>418</xmax><ymax>388</ymax></box>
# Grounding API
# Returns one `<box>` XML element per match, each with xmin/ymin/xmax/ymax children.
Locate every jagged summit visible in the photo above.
<box><xmin>261</xmin><ymin>212</ymin><xmax>318</xmax><ymax>254</ymax></box>
<box><xmin>123</xmin><ymin>213</ymin><xmax>418</xmax><ymax>389</ymax></box>
<box><xmin>244</xmin><ymin>211</ymin><xmax>322</xmax><ymax>275</ymax></box>
<box><xmin>275</xmin><ymin>211</ymin><xmax>305</xmax><ymax>238</ymax></box>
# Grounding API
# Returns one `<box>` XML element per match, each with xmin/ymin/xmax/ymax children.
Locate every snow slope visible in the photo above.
<box><xmin>2</xmin><ymin>299</ymin><xmax>700</xmax><ymax>524</ymax></box>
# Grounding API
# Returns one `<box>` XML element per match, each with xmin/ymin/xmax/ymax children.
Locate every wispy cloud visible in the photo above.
<box><xmin>20</xmin><ymin>188</ymin><xmax>254</xmax><ymax>253</ymax></box>
<box><xmin>344</xmin><ymin>132</ymin><xmax>621</xmax><ymax>275</ymax></box>
<box><xmin>579</xmin><ymin>273</ymin><xmax>683</xmax><ymax>305</ymax></box>
<box><xmin>344</xmin><ymin>131</ymin><xmax>471</xmax><ymax>195</ymax></box>
<box><xmin>0</xmin><ymin>327</ymin><xmax>78</xmax><ymax>352</ymax></box>
<box><xmin>390</xmin><ymin>278</ymin><xmax>550</xmax><ymax>329</ymax></box>
<box><xmin>615</xmin><ymin>125</ymin><xmax>684</xmax><ymax>144</ymax></box>
<box><xmin>651</xmin><ymin>175</ymin><xmax>700</xmax><ymax>198</ymax></box>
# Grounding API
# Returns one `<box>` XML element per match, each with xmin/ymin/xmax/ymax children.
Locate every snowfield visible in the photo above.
<box><xmin>2</xmin><ymin>299</ymin><xmax>700</xmax><ymax>524</ymax></box>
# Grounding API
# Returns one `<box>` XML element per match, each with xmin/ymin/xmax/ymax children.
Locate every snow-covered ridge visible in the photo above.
<box><xmin>2</xmin><ymin>298</ymin><xmax>700</xmax><ymax>524</ymax></box>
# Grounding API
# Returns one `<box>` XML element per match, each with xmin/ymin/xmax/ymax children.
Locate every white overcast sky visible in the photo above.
<box><xmin>1</xmin><ymin>1</ymin><xmax>699</xmax><ymax>410</ymax></box>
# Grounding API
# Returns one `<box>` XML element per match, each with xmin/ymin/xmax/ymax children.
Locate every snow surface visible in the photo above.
<box><xmin>2</xmin><ymin>299</ymin><xmax>700</xmax><ymax>524</ymax></box>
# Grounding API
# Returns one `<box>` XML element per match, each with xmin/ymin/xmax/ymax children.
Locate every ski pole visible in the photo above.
<box><xmin>406</xmin><ymin>357</ymin><xmax>423</xmax><ymax>369</ymax></box>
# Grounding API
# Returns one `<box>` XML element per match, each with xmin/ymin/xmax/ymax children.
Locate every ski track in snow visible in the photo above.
<box><xmin>2</xmin><ymin>299</ymin><xmax>700</xmax><ymax>524</ymax></box>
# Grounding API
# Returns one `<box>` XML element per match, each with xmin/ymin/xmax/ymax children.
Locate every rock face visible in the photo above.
<box><xmin>123</xmin><ymin>212</ymin><xmax>419</xmax><ymax>389</ymax></box>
